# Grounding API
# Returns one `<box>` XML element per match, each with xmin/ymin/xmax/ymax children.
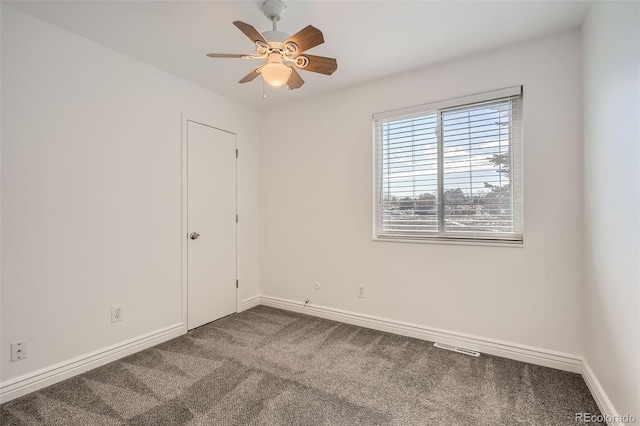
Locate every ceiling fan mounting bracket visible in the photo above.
<box><xmin>262</xmin><ymin>0</ymin><xmax>287</xmax><ymax>22</ymax></box>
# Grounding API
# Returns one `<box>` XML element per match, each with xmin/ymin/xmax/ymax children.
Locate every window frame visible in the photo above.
<box><xmin>372</xmin><ymin>86</ymin><xmax>524</xmax><ymax>245</ymax></box>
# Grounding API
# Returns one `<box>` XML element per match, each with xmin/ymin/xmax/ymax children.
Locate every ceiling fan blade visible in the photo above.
<box><xmin>207</xmin><ymin>53</ymin><xmax>252</xmax><ymax>59</ymax></box>
<box><xmin>285</xmin><ymin>26</ymin><xmax>324</xmax><ymax>53</ymax></box>
<box><xmin>287</xmin><ymin>67</ymin><xmax>305</xmax><ymax>89</ymax></box>
<box><xmin>298</xmin><ymin>54</ymin><xmax>337</xmax><ymax>75</ymax></box>
<box><xmin>239</xmin><ymin>67</ymin><xmax>262</xmax><ymax>84</ymax></box>
<box><xmin>233</xmin><ymin>21</ymin><xmax>269</xmax><ymax>46</ymax></box>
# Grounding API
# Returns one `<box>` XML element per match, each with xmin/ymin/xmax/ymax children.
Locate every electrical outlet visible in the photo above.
<box><xmin>111</xmin><ymin>305</ymin><xmax>123</xmax><ymax>323</ymax></box>
<box><xmin>11</xmin><ymin>341</ymin><xmax>27</xmax><ymax>362</ymax></box>
<box><xmin>357</xmin><ymin>285</ymin><xmax>366</xmax><ymax>298</ymax></box>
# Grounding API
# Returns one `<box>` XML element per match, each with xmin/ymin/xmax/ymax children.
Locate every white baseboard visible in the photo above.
<box><xmin>240</xmin><ymin>295</ymin><xmax>261</xmax><ymax>312</ymax></box>
<box><xmin>581</xmin><ymin>358</ymin><xmax>623</xmax><ymax>426</ymax></box>
<box><xmin>0</xmin><ymin>323</ymin><xmax>184</xmax><ymax>404</ymax></box>
<box><xmin>2</xmin><ymin>299</ymin><xmax>618</xmax><ymax>426</ymax></box>
<box><xmin>257</xmin><ymin>295</ymin><xmax>583</xmax><ymax>373</ymax></box>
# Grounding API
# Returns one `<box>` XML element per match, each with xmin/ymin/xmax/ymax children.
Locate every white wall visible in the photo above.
<box><xmin>582</xmin><ymin>1</ymin><xmax>640</xmax><ymax>420</ymax></box>
<box><xmin>260</xmin><ymin>31</ymin><xmax>584</xmax><ymax>356</ymax></box>
<box><xmin>5</xmin><ymin>0</ymin><xmax>638</xmax><ymax>417</ymax></box>
<box><xmin>1</xmin><ymin>4</ymin><xmax>260</xmax><ymax>388</ymax></box>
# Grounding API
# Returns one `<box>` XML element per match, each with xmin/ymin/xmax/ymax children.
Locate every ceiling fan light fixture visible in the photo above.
<box><xmin>207</xmin><ymin>1</ymin><xmax>337</xmax><ymax>92</ymax></box>
<box><xmin>261</xmin><ymin>53</ymin><xmax>291</xmax><ymax>87</ymax></box>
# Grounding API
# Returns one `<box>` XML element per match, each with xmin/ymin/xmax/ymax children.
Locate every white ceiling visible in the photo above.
<box><xmin>5</xmin><ymin>0</ymin><xmax>591</xmax><ymax>109</ymax></box>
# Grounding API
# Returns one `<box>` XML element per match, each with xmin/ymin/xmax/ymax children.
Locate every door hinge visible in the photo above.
<box><xmin>236</xmin><ymin>279</ymin><xmax>239</xmax><ymax>288</ymax></box>
<box><xmin>236</xmin><ymin>149</ymin><xmax>238</xmax><ymax>158</ymax></box>
<box><xmin>236</xmin><ymin>214</ymin><xmax>238</xmax><ymax>223</ymax></box>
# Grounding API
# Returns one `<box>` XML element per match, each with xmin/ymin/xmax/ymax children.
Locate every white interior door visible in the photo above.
<box><xmin>187</xmin><ymin>121</ymin><xmax>237</xmax><ymax>330</ymax></box>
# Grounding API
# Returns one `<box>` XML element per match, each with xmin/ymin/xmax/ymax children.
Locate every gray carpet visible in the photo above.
<box><xmin>1</xmin><ymin>306</ymin><xmax>603</xmax><ymax>425</ymax></box>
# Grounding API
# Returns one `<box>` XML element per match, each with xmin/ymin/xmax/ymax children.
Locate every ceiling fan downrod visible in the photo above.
<box><xmin>261</xmin><ymin>0</ymin><xmax>289</xmax><ymax>42</ymax></box>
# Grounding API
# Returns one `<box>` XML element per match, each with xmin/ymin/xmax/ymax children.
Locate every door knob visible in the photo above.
<box><xmin>189</xmin><ymin>232</ymin><xmax>200</xmax><ymax>240</ymax></box>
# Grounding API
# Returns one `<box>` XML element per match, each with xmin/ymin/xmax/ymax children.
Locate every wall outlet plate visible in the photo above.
<box><xmin>11</xmin><ymin>340</ymin><xmax>27</xmax><ymax>362</ymax></box>
<box><xmin>357</xmin><ymin>285</ymin><xmax>365</xmax><ymax>298</ymax></box>
<box><xmin>111</xmin><ymin>305</ymin><xmax>123</xmax><ymax>323</ymax></box>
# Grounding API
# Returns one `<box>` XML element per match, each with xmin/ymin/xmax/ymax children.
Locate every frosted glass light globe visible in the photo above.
<box><xmin>261</xmin><ymin>54</ymin><xmax>291</xmax><ymax>87</ymax></box>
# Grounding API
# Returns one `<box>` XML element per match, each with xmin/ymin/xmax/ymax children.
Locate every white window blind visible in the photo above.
<box><xmin>373</xmin><ymin>87</ymin><xmax>523</xmax><ymax>243</ymax></box>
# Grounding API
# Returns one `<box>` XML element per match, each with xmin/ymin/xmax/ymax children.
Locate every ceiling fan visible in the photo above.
<box><xmin>207</xmin><ymin>0</ymin><xmax>337</xmax><ymax>90</ymax></box>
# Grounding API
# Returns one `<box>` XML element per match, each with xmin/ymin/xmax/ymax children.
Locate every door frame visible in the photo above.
<box><xmin>181</xmin><ymin>112</ymin><xmax>238</xmax><ymax>333</ymax></box>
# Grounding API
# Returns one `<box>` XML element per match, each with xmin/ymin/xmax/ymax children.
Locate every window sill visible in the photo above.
<box><xmin>372</xmin><ymin>236</ymin><xmax>525</xmax><ymax>248</ymax></box>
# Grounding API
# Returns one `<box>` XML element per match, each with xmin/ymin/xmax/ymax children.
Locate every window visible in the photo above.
<box><xmin>373</xmin><ymin>86</ymin><xmax>523</xmax><ymax>243</ymax></box>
